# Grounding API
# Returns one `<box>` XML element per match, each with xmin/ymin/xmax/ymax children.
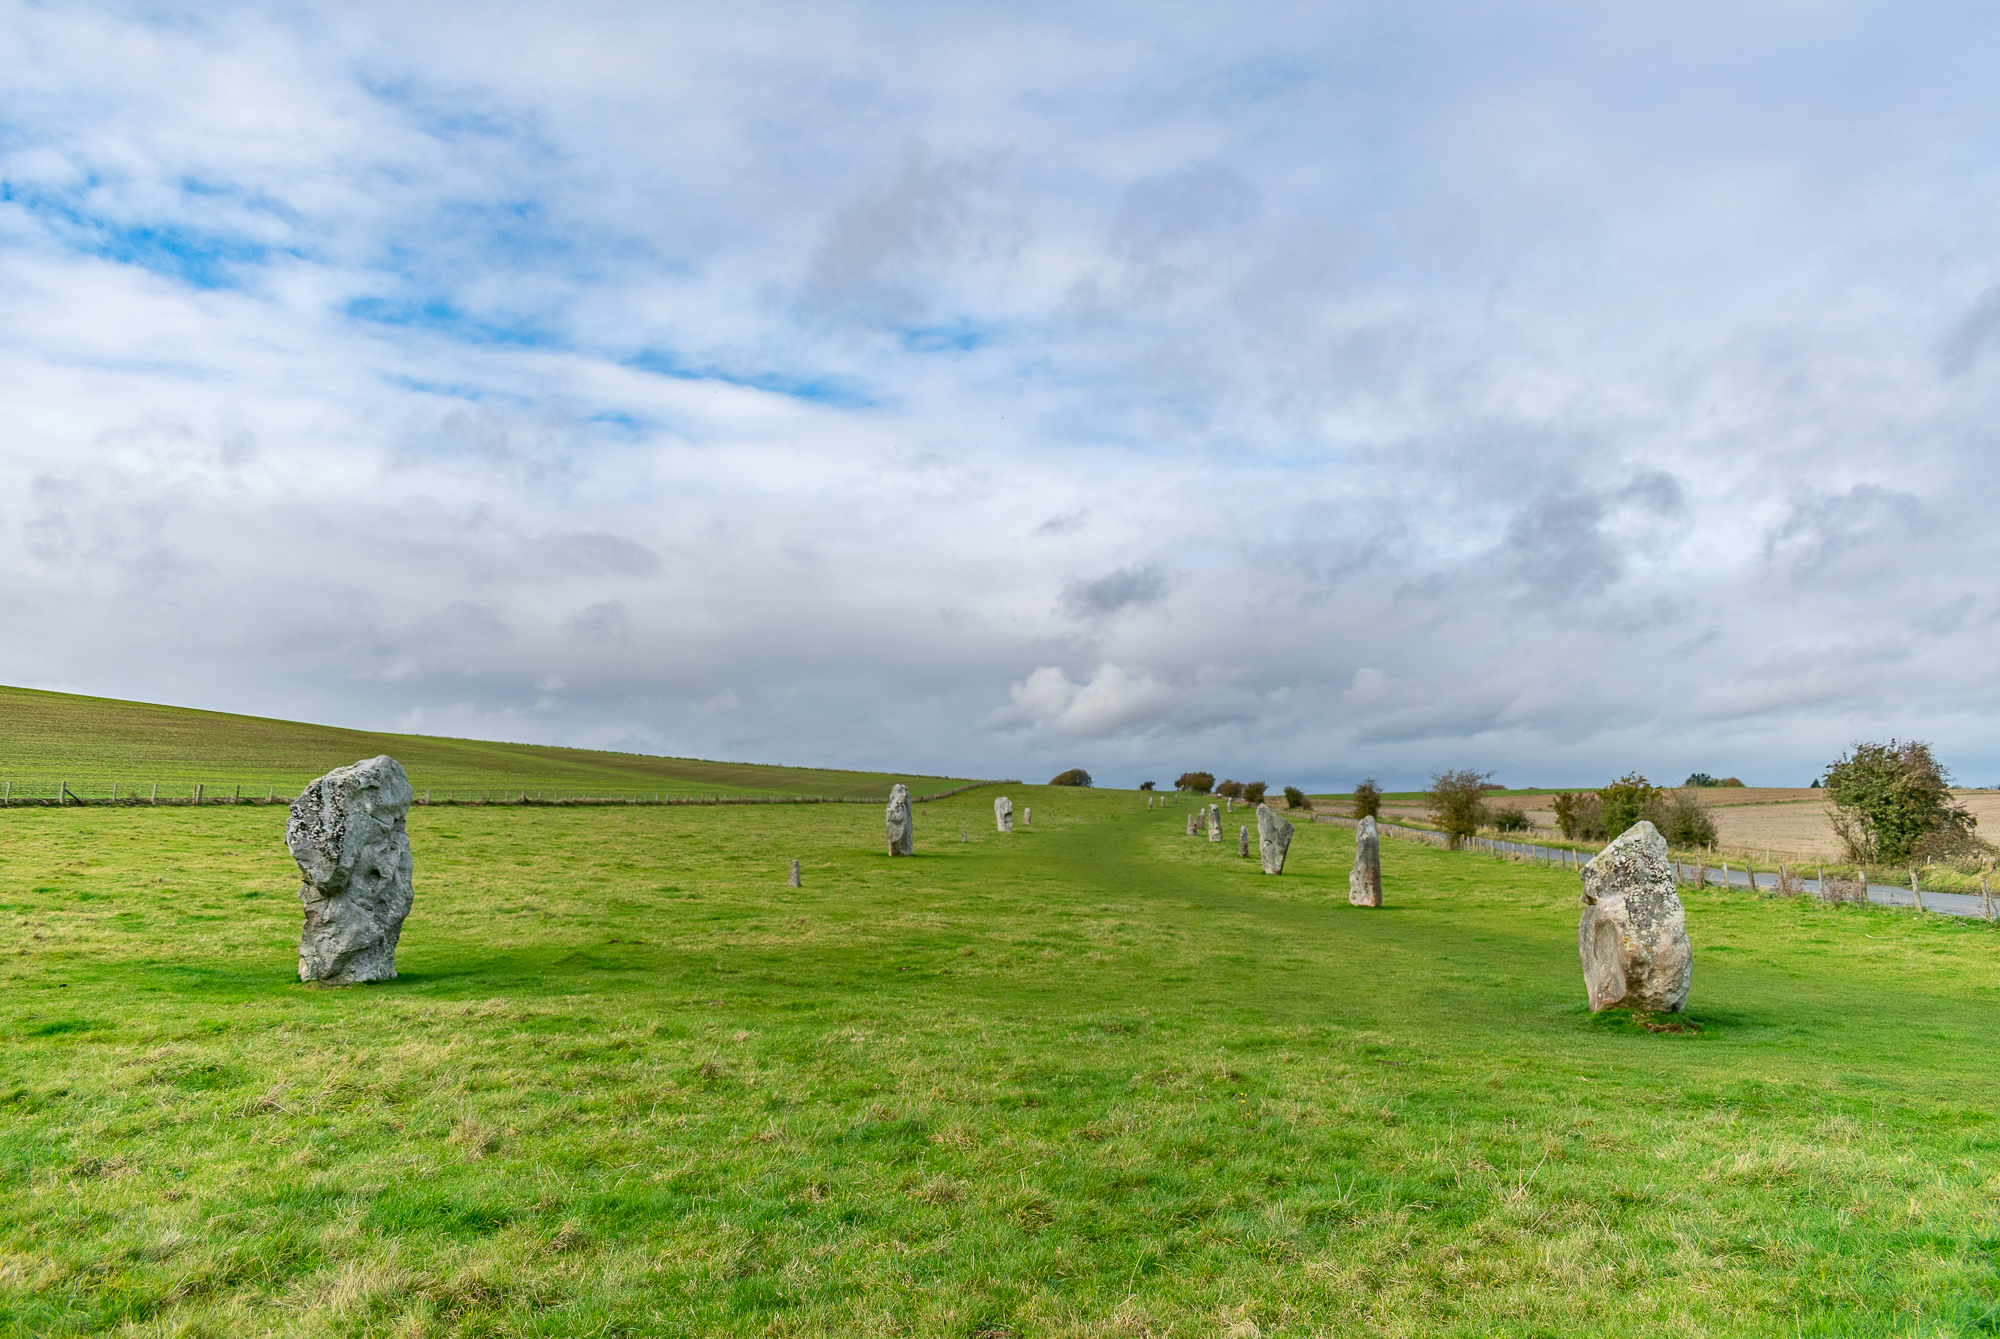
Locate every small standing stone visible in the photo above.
<box><xmin>1238</xmin><ymin>825</ymin><xmax>1249</xmax><ymax>857</ymax></box>
<box><xmin>1207</xmin><ymin>805</ymin><xmax>1221</xmax><ymax>842</ymax></box>
<box><xmin>289</xmin><ymin>755</ymin><xmax>415</xmax><ymax>984</ymax></box>
<box><xmin>886</xmin><ymin>784</ymin><xmax>914</xmax><ymax>857</ymax></box>
<box><xmin>1349</xmin><ymin>816</ymin><xmax>1382</xmax><ymax>907</ymax></box>
<box><xmin>1255</xmin><ymin>803</ymin><xmax>1293</xmax><ymax>875</ymax></box>
<box><xmin>960</xmin><ymin>827</ymin><xmax>967</xmax><ymax>842</ymax></box>
<box><xmin>788</xmin><ymin>858</ymin><xmax>802</xmax><ymax>887</ymax></box>
<box><xmin>995</xmin><ymin>796</ymin><xmax>1013</xmax><ymax>833</ymax></box>
<box><xmin>1025</xmin><ymin>806</ymin><xmax>1032</xmax><ymax>828</ymax></box>
<box><xmin>1579</xmin><ymin>821</ymin><xmax>1692</xmax><ymax>1013</ymax></box>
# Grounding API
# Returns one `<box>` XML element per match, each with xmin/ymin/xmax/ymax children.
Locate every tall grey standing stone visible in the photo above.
<box><xmin>1238</xmin><ymin>825</ymin><xmax>1249</xmax><ymax>857</ymax></box>
<box><xmin>788</xmin><ymin>858</ymin><xmax>802</xmax><ymax>887</ymax></box>
<box><xmin>1207</xmin><ymin>805</ymin><xmax>1221</xmax><ymax>842</ymax></box>
<box><xmin>1186</xmin><ymin>812</ymin><xmax>1196</xmax><ymax>836</ymax></box>
<box><xmin>1579</xmin><ymin>821</ymin><xmax>1692</xmax><ymax>1013</ymax></box>
<box><xmin>288</xmin><ymin>756</ymin><xmax>415</xmax><ymax>984</ymax></box>
<box><xmin>1349</xmin><ymin>816</ymin><xmax>1382</xmax><ymax>907</ymax></box>
<box><xmin>995</xmin><ymin>796</ymin><xmax>1013</xmax><ymax>833</ymax></box>
<box><xmin>886</xmin><ymin>784</ymin><xmax>914</xmax><ymax>856</ymax></box>
<box><xmin>1255</xmin><ymin>803</ymin><xmax>1293</xmax><ymax>875</ymax></box>
<box><xmin>1024</xmin><ymin>806</ymin><xmax>1032</xmax><ymax>828</ymax></box>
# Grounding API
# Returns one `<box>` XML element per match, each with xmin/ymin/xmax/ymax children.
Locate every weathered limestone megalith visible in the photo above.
<box><xmin>886</xmin><ymin>784</ymin><xmax>914</xmax><ymax>856</ymax></box>
<box><xmin>1207</xmin><ymin>805</ymin><xmax>1221</xmax><ymax>842</ymax></box>
<box><xmin>1025</xmin><ymin>806</ymin><xmax>1032</xmax><ymax>828</ymax></box>
<box><xmin>1238</xmin><ymin>825</ymin><xmax>1249</xmax><ymax>857</ymax></box>
<box><xmin>288</xmin><ymin>756</ymin><xmax>415</xmax><ymax>984</ymax></box>
<box><xmin>1578</xmin><ymin>821</ymin><xmax>1692</xmax><ymax>1013</ymax></box>
<box><xmin>1186</xmin><ymin>812</ymin><xmax>1196</xmax><ymax>836</ymax></box>
<box><xmin>1255</xmin><ymin>803</ymin><xmax>1293</xmax><ymax>875</ymax></box>
<box><xmin>1349</xmin><ymin>816</ymin><xmax>1383</xmax><ymax>907</ymax></box>
<box><xmin>995</xmin><ymin>795</ymin><xmax>1013</xmax><ymax>833</ymax></box>
<box><xmin>788</xmin><ymin>858</ymin><xmax>802</xmax><ymax>887</ymax></box>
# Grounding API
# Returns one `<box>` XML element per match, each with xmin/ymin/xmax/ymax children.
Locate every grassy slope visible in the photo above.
<box><xmin>0</xmin><ymin>685</ymin><xmax>974</xmax><ymax>800</ymax></box>
<box><xmin>5</xmin><ymin>791</ymin><xmax>2000</xmax><ymax>1336</ymax></box>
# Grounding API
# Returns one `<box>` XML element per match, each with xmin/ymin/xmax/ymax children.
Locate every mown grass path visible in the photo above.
<box><xmin>4</xmin><ymin>790</ymin><xmax>2000</xmax><ymax>1336</ymax></box>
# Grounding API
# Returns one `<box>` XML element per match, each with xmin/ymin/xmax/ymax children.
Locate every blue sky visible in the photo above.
<box><xmin>5</xmin><ymin>0</ymin><xmax>2000</xmax><ymax>789</ymax></box>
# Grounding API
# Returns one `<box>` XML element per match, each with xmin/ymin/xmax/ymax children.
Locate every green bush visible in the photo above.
<box><xmin>1597</xmin><ymin>774</ymin><xmax>1660</xmax><ymax>838</ymax></box>
<box><xmin>1282</xmin><ymin>786</ymin><xmax>1309</xmax><ymax>809</ymax></box>
<box><xmin>1684</xmin><ymin>772</ymin><xmax>1718</xmax><ymax>788</ymax></box>
<box><xmin>1216</xmin><ymin>779</ymin><xmax>1245</xmax><ymax>799</ymax></box>
<box><xmin>1640</xmin><ymin>789</ymin><xmax>1717</xmax><ymax>848</ymax></box>
<box><xmin>1552</xmin><ymin>792</ymin><xmax>1607</xmax><ymax>841</ymax></box>
<box><xmin>1175</xmin><ymin>772</ymin><xmax>1215</xmax><ymax>795</ymax></box>
<box><xmin>1048</xmin><ymin>768</ymin><xmax>1093</xmax><ymax>787</ymax></box>
<box><xmin>1491</xmin><ymin>806</ymin><xmax>1531</xmax><ymax>833</ymax></box>
<box><xmin>1425</xmin><ymin>770</ymin><xmax>1489</xmax><ymax>848</ymax></box>
<box><xmin>1241</xmin><ymin>782</ymin><xmax>1268</xmax><ymax>804</ymax></box>
<box><xmin>1352</xmin><ymin>779</ymin><xmax>1382</xmax><ymax>820</ymax></box>
<box><xmin>1824</xmin><ymin>740</ymin><xmax>1976</xmax><ymax>864</ymax></box>
<box><xmin>1139</xmin><ymin>781</ymin><xmax>1156</xmax><ymax>791</ymax></box>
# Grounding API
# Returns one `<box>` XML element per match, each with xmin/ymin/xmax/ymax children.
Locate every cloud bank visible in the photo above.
<box><xmin>5</xmin><ymin>0</ymin><xmax>2000</xmax><ymax>789</ymax></box>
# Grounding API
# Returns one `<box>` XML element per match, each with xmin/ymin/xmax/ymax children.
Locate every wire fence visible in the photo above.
<box><xmin>1312</xmin><ymin>812</ymin><xmax>1999</xmax><ymax>922</ymax></box>
<box><xmin>0</xmin><ymin>778</ymin><xmax>1009</xmax><ymax>809</ymax></box>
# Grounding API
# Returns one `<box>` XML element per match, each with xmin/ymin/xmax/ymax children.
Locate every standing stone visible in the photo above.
<box><xmin>960</xmin><ymin>827</ymin><xmax>967</xmax><ymax>842</ymax></box>
<box><xmin>788</xmin><ymin>858</ymin><xmax>802</xmax><ymax>887</ymax></box>
<box><xmin>1148</xmin><ymin>797</ymin><xmax>1154</xmax><ymax>809</ymax></box>
<box><xmin>886</xmin><ymin>784</ymin><xmax>914</xmax><ymax>856</ymax></box>
<box><xmin>1186</xmin><ymin>812</ymin><xmax>1196</xmax><ymax>836</ymax></box>
<box><xmin>288</xmin><ymin>756</ymin><xmax>415</xmax><ymax>984</ymax></box>
<box><xmin>995</xmin><ymin>796</ymin><xmax>1013</xmax><ymax>833</ymax></box>
<box><xmin>1226</xmin><ymin>797</ymin><xmax>1234</xmax><ymax>814</ymax></box>
<box><xmin>1255</xmin><ymin>804</ymin><xmax>1293</xmax><ymax>875</ymax></box>
<box><xmin>1025</xmin><ymin>806</ymin><xmax>1032</xmax><ymax>828</ymax></box>
<box><xmin>1238</xmin><ymin>825</ymin><xmax>1249</xmax><ymax>857</ymax></box>
<box><xmin>1349</xmin><ymin>816</ymin><xmax>1383</xmax><ymax>907</ymax></box>
<box><xmin>1579</xmin><ymin>821</ymin><xmax>1692</xmax><ymax>1013</ymax></box>
<box><xmin>1207</xmin><ymin>805</ymin><xmax>1221</xmax><ymax>842</ymax></box>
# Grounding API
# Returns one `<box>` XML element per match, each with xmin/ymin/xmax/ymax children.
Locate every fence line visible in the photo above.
<box><xmin>0</xmin><ymin>777</ymin><xmax>1013</xmax><ymax>810</ymax></box>
<box><xmin>1311</xmin><ymin>812</ymin><xmax>1997</xmax><ymax>923</ymax></box>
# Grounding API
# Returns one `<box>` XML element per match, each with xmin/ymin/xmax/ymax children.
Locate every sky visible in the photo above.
<box><xmin>5</xmin><ymin>0</ymin><xmax>2000</xmax><ymax>792</ymax></box>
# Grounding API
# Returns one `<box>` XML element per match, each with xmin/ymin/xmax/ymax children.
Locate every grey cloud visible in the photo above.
<box><xmin>1940</xmin><ymin>285</ymin><xmax>2000</xmax><ymax>376</ymax></box>
<box><xmin>1036</xmin><ymin>509</ymin><xmax>1088</xmax><ymax>535</ymax></box>
<box><xmin>564</xmin><ymin>600</ymin><xmax>632</xmax><ymax>645</ymax></box>
<box><xmin>1765</xmin><ymin>484</ymin><xmax>1926</xmax><ymax>581</ymax></box>
<box><xmin>1061</xmin><ymin>564</ymin><xmax>1170</xmax><ymax>620</ymax></box>
<box><xmin>1111</xmin><ymin>163</ymin><xmax>1260</xmax><ymax>262</ymax></box>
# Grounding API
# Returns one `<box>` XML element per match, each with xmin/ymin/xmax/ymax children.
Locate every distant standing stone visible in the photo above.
<box><xmin>788</xmin><ymin>858</ymin><xmax>802</xmax><ymax>887</ymax></box>
<box><xmin>1238</xmin><ymin>825</ymin><xmax>1249</xmax><ymax>857</ymax></box>
<box><xmin>288</xmin><ymin>755</ymin><xmax>415</xmax><ymax>984</ymax></box>
<box><xmin>1186</xmin><ymin>812</ymin><xmax>1196</xmax><ymax>836</ymax></box>
<box><xmin>960</xmin><ymin>827</ymin><xmax>967</xmax><ymax>842</ymax></box>
<box><xmin>1207</xmin><ymin>805</ymin><xmax>1222</xmax><ymax>842</ymax></box>
<box><xmin>1579</xmin><ymin>821</ymin><xmax>1692</xmax><ymax>1013</ymax></box>
<box><xmin>1349</xmin><ymin>816</ymin><xmax>1382</xmax><ymax>907</ymax></box>
<box><xmin>995</xmin><ymin>796</ymin><xmax>1013</xmax><ymax>833</ymax></box>
<box><xmin>1025</xmin><ymin>806</ymin><xmax>1032</xmax><ymax>828</ymax></box>
<box><xmin>1255</xmin><ymin>803</ymin><xmax>1293</xmax><ymax>875</ymax></box>
<box><xmin>886</xmin><ymin>784</ymin><xmax>914</xmax><ymax>857</ymax></box>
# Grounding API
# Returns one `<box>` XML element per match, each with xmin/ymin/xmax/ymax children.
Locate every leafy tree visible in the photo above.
<box><xmin>1175</xmin><ymin>772</ymin><xmax>1215</xmax><ymax>794</ymax></box>
<box><xmin>1684</xmin><ymin>772</ymin><xmax>1718</xmax><ymax>788</ymax></box>
<box><xmin>1492</xmin><ymin>806</ymin><xmax>1531</xmax><ymax>833</ymax></box>
<box><xmin>1352</xmin><ymin>779</ymin><xmax>1382</xmax><ymax>820</ymax></box>
<box><xmin>1048</xmin><ymin>768</ymin><xmax>1093</xmax><ymax>787</ymax></box>
<box><xmin>1640</xmin><ymin>789</ymin><xmax>1717</xmax><ymax>848</ymax></box>
<box><xmin>1552</xmin><ymin>792</ymin><xmax>1606</xmax><ymax>841</ymax></box>
<box><xmin>1216</xmin><ymin>779</ymin><xmax>1245</xmax><ymax>799</ymax></box>
<box><xmin>1824</xmin><ymin>740</ymin><xmax>1976</xmax><ymax>864</ymax></box>
<box><xmin>1719</xmin><ymin>777</ymin><xmax>1745</xmax><ymax>787</ymax></box>
<box><xmin>1425</xmin><ymin>770</ymin><xmax>1490</xmax><ymax>848</ymax></box>
<box><xmin>1598</xmin><ymin>774</ymin><xmax>1660</xmax><ymax>839</ymax></box>
<box><xmin>1241</xmin><ymin>781</ymin><xmax>1268</xmax><ymax>804</ymax></box>
<box><xmin>1282</xmin><ymin>786</ymin><xmax>1310</xmax><ymax>809</ymax></box>
<box><xmin>1138</xmin><ymin>781</ymin><xmax>1156</xmax><ymax>791</ymax></box>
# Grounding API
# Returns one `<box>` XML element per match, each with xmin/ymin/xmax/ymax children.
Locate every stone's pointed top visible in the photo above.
<box><xmin>1579</xmin><ymin>820</ymin><xmax>1691</xmax><ymax>1013</ymax></box>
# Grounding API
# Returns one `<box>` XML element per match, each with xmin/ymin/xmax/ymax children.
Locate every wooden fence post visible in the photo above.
<box><xmin>1911</xmin><ymin>869</ymin><xmax>1923</xmax><ymax>913</ymax></box>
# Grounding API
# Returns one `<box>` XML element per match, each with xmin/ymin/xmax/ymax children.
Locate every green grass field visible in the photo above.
<box><xmin>6</xmin><ymin>788</ymin><xmax>2000</xmax><ymax>1336</ymax></box>
<box><xmin>0</xmin><ymin>686</ymin><xmax>977</xmax><ymax>802</ymax></box>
